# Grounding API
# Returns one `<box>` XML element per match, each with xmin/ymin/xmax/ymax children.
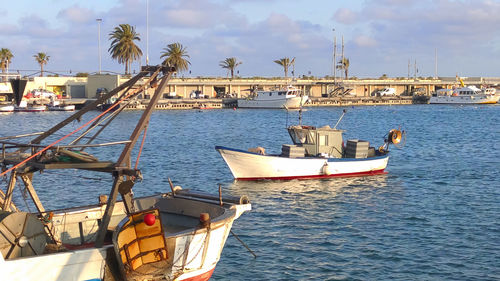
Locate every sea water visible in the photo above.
<box><xmin>0</xmin><ymin>104</ymin><xmax>499</xmax><ymax>280</ymax></box>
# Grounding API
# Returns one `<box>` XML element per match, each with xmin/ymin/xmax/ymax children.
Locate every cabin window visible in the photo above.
<box><xmin>319</xmin><ymin>135</ymin><xmax>328</xmax><ymax>146</ymax></box>
<box><xmin>269</xmin><ymin>93</ymin><xmax>272</xmax><ymax>96</ymax></box>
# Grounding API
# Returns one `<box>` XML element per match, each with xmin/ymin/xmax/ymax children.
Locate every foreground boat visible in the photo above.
<box><xmin>216</xmin><ymin>111</ymin><xmax>404</xmax><ymax>180</ymax></box>
<box><xmin>237</xmin><ymin>85</ymin><xmax>309</xmax><ymax>109</ymax></box>
<box><xmin>0</xmin><ymin>65</ymin><xmax>251</xmax><ymax>281</ymax></box>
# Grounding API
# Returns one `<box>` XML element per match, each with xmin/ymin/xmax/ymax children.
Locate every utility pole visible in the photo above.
<box><xmin>341</xmin><ymin>35</ymin><xmax>344</xmax><ymax>80</ymax></box>
<box><xmin>331</xmin><ymin>28</ymin><xmax>335</xmax><ymax>78</ymax></box>
<box><xmin>434</xmin><ymin>48</ymin><xmax>438</xmax><ymax>79</ymax></box>
<box><xmin>146</xmin><ymin>0</ymin><xmax>149</xmax><ymax>65</ymax></box>
<box><xmin>96</xmin><ymin>19</ymin><xmax>102</xmax><ymax>74</ymax></box>
<box><xmin>414</xmin><ymin>59</ymin><xmax>417</xmax><ymax>80</ymax></box>
<box><xmin>333</xmin><ymin>36</ymin><xmax>337</xmax><ymax>85</ymax></box>
<box><xmin>408</xmin><ymin>59</ymin><xmax>410</xmax><ymax>79</ymax></box>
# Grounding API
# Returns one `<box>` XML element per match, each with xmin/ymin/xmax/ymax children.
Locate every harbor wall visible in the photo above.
<box><xmin>1</xmin><ymin>76</ymin><xmax>499</xmax><ymax>108</ymax></box>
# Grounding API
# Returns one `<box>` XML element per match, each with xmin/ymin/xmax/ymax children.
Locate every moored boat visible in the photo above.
<box><xmin>0</xmin><ymin>65</ymin><xmax>251</xmax><ymax>281</ymax></box>
<box><xmin>216</xmin><ymin>110</ymin><xmax>404</xmax><ymax>180</ymax></box>
<box><xmin>47</xmin><ymin>104</ymin><xmax>75</xmax><ymax>111</ymax></box>
<box><xmin>47</xmin><ymin>98</ymin><xmax>75</xmax><ymax>111</ymax></box>
<box><xmin>237</xmin><ymin>85</ymin><xmax>309</xmax><ymax>109</ymax></box>
<box><xmin>429</xmin><ymin>85</ymin><xmax>500</xmax><ymax>104</ymax></box>
<box><xmin>0</xmin><ymin>104</ymin><xmax>14</xmax><ymax>113</ymax></box>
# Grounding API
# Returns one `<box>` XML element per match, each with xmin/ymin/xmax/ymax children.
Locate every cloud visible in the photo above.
<box><xmin>57</xmin><ymin>5</ymin><xmax>95</xmax><ymax>24</ymax></box>
<box><xmin>353</xmin><ymin>35</ymin><xmax>377</xmax><ymax>47</ymax></box>
<box><xmin>334</xmin><ymin>8</ymin><xmax>358</xmax><ymax>24</ymax></box>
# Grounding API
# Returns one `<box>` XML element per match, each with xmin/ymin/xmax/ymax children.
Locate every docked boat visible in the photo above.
<box><xmin>237</xmin><ymin>85</ymin><xmax>309</xmax><ymax>109</ymax></box>
<box><xmin>0</xmin><ymin>66</ymin><xmax>251</xmax><ymax>281</ymax></box>
<box><xmin>0</xmin><ymin>104</ymin><xmax>14</xmax><ymax>113</ymax></box>
<box><xmin>216</xmin><ymin>111</ymin><xmax>404</xmax><ymax>180</ymax></box>
<box><xmin>47</xmin><ymin>98</ymin><xmax>75</xmax><ymax>111</ymax></box>
<box><xmin>13</xmin><ymin>100</ymin><xmax>46</xmax><ymax>112</ymax></box>
<box><xmin>429</xmin><ymin>85</ymin><xmax>500</xmax><ymax>104</ymax></box>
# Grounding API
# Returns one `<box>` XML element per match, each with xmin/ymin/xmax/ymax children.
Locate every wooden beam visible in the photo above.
<box><xmin>95</xmin><ymin>174</ymin><xmax>122</xmax><ymax>248</ymax></box>
<box><xmin>19</xmin><ymin>173</ymin><xmax>45</xmax><ymax>213</ymax></box>
<box><xmin>2</xmin><ymin>171</ymin><xmax>17</xmax><ymax>211</ymax></box>
<box><xmin>116</xmin><ymin>70</ymin><xmax>173</xmax><ymax>166</ymax></box>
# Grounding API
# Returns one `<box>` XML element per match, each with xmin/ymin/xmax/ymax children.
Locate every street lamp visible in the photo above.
<box><xmin>96</xmin><ymin>18</ymin><xmax>102</xmax><ymax>74</ymax></box>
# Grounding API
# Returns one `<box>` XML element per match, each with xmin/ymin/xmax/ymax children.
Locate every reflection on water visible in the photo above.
<box><xmin>1</xmin><ymin>105</ymin><xmax>499</xmax><ymax>280</ymax></box>
<box><xmin>228</xmin><ymin>174</ymin><xmax>391</xmax><ymax>201</ymax></box>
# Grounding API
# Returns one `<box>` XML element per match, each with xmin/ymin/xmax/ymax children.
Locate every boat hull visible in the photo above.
<box><xmin>0</xmin><ymin>193</ymin><xmax>251</xmax><ymax>281</ymax></box>
<box><xmin>14</xmin><ymin>106</ymin><xmax>46</xmax><ymax>112</ymax></box>
<box><xmin>237</xmin><ymin>96</ymin><xmax>308</xmax><ymax>109</ymax></box>
<box><xmin>48</xmin><ymin>105</ymin><xmax>75</xmax><ymax>111</ymax></box>
<box><xmin>0</xmin><ymin>105</ymin><xmax>14</xmax><ymax>113</ymax></box>
<box><xmin>429</xmin><ymin>95</ymin><xmax>500</xmax><ymax>104</ymax></box>
<box><xmin>215</xmin><ymin>146</ymin><xmax>389</xmax><ymax>180</ymax></box>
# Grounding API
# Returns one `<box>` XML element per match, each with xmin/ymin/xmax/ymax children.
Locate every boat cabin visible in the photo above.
<box><xmin>287</xmin><ymin>125</ymin><xmax>344</xmax><ymax>158</ymax></box>
<box><xmin>254</xmin><ymin>86</ymin><xmax>300</xmax><ymax>100</ymax></box>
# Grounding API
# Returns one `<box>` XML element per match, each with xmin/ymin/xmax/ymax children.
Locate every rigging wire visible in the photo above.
<box><xmin>0</xmin><ymin>70</ymin><xmax>161</xmax><ymax>178</ymax></box>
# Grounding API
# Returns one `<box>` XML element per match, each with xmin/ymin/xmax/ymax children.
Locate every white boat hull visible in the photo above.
<box><xmin>216</xmin><ymin>146</ymin><xmax>389</xmax><ymax>180</ymax></box>
<box><xmin>238</xmin><ymin>96</ymin><xmax>308</xmax><ymax>109</ymax></box>
<box><xmin>0</xmin><ymin>105</ymin><xmax>14</xmax><ymax>113</ymax></box>
<box><xmin>14</xmin><ymin>105</ymin><xmax>46</xmax><ymax>112</ymax></box>
<box><xmin>48</xmin><ymin>105</ymin><xmax>75</xmax><ymax>111</ymax></box>
<box><xmin>429</xmin><ymin>94</ymin><xmax>500</xmax><ymax>104</ymax></box>
<box><xmin>0</xmin><ymin>193</ymin><xmax>251</xmax><ymax>281</ymax></box>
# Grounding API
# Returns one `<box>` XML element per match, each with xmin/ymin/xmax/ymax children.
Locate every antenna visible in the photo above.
<box><xmin>333</xmin><ymin>109</ymin><xmax>347</xmax><ymax>129</ymax></box>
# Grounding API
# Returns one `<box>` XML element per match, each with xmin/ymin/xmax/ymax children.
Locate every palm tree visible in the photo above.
<box><xmin>219</xmin><ymin>57</ymin><xmax>242</xmax><ymax>78</ymax></box>
<box><xmin>274</xmin><ymin>57</ymin><xmax>295</xmax><ymax>78</ymax></box>
<box><xmin>108</xmin><ymin>24</ymin><xmax>143</xmax><ymax>74</ymax></box>
<box><xmin>337</xmin><ymin>57</ymin><xmax>350</xmax><ymax>79</ymax></box>
<box><xmin>33</xmin><ymin>52</ymin><xmax>50</xmax><ymax>77</ymax></box>
<box><xmin>160</xmin><ymin>43</ymin><xmax>190</xmax><ymax>72</ymax></box>
<box><xmin>0</xmin><ymin>48</ymin><xmax>13</xmax><ymax>73</ymax></box>
<box><xmin>0</xmin><ymin>48</ymin><xmax>13</xmax><ymax>82</ymax></box>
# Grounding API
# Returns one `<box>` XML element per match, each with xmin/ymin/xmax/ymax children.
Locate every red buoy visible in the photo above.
<box><xmin>144</xmin><ymin>213</ymin><xmax>156</xmax><ymax>226</ymax></box>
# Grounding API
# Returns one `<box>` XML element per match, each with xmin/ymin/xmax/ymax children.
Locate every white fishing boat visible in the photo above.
<box><xmin>237</xmin><ymin>85</ymin><xmax>309</xmax><ymax>109</ymax></box>
<box><xmin>47</xmin><ymin>98</ymin><xmax>75</xmax><ymax>111</ymax></box>
<box><xmin>14</xmin><ymin>100</ymin><xmax>46</xmax><ymax>112</ymax></box>
<box><xmin>429</xmin><ymin>80</ymin><xmax>500</xmax><ymax>104</ymax></box>
<box><xmin>0</xmin><ymin>104</ymin><xmax>14</xmax><ymax>113</ymax></box>
<box><xmin>0</xmin><ymin>66</ymin><xmax>251</xmax><ymax>281</ymax></box>
<box><xmin>216</xmin><ymin>111</ymin><xmax>404</xmax><ymax>180</ymax></box>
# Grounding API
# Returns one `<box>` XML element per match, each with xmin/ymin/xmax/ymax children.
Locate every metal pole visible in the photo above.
<box><xmin>331</xmin><ymin>28</ymin><xmax>335</xmax><ymax>77</ymax></box>
<box><xmin>96</xmin><ymin>19</ymin><xmax>102</xmax><ymax>74</ymax></box>
<box><xmin>146</xmin><ymin>0</ymin><xmax>149</xmax><ymax>65</ymax></box>
<box><xmin>435</xmin><ymin>48</ymin><xmax>438</xmax><ymax>79</ymax></box>
<box><xmin>334</xmin><ymin>36</ymin><xmax>337</xmax><ymax>86</ymax></box>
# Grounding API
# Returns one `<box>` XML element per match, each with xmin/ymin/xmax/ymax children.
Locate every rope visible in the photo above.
<box><xmin>0</xmin><ymin>75</ymin><xmax>157</xmax><ymax>178</ymax></box>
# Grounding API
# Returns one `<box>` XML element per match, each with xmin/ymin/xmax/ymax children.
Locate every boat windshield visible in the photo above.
<box><xmin>288</xmin><ymin>126</ymin><xmax>315</xmax><ymax>144</ymax></box>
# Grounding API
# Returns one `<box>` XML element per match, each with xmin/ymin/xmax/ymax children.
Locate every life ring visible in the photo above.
<box><xmin>388</xmin><ymin>129</ymin><xmax>402</xmax><ymax>144</ymax></box>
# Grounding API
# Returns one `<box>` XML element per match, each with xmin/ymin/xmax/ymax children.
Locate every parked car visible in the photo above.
<box><xmin>378</xmin><ymin>88</ymin><xmax>396</xmax><ymax>96</ymax></box>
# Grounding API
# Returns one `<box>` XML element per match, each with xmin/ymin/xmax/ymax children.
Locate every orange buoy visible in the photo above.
<box><xmin>389</xmin><ymin>129</ymin><xmax>402</xmax><ymax>144</ymax></box>
<box><xmin>200</xmin><ymin>213</ymin><xmax>210</xmax><ymax>227</ymax></box>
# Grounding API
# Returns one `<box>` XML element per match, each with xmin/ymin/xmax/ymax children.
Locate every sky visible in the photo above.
<box><xmin>2</xmin><ymin>0</ymin><xmax>500</xmax><ymax>78</ymax></box>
